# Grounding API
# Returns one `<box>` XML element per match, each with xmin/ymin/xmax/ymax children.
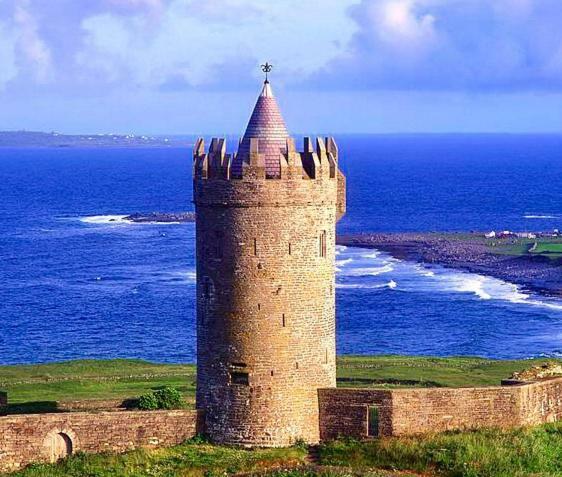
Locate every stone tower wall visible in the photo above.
<box><xmin>194</xmin><ymin>136</ymin><xmax>345</xmax><ymax>446</ymax></box>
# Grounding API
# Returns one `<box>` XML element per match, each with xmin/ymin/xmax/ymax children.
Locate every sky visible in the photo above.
<box><xmin>0</xmin><ymin>0</ymin><xmax>562</xmax><ymax>134</ymax></box>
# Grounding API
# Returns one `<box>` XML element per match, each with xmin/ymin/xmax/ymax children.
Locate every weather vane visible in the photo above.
<box><xmin>261</xmin><ymin>62</ymin><xmax>273</xmax><ymax>83</ymax></box>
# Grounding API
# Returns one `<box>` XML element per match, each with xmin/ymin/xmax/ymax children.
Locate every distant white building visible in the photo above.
<box><xmin>485</xmin><ymin>231</ymin><xmax>496</xmax><ymax>238</ymax></box>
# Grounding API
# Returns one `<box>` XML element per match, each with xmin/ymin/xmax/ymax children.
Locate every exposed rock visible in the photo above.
<box><xmin>511</xmin><ymin>362</ymin><xmax>562</xmax><ymax>381</ymax></box>
<box><xmin>124</xmin><ymin>212</ymin><xmax>195</xmax><ymax>223</ymax></box>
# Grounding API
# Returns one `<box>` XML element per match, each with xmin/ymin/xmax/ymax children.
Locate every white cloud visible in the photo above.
<box><xmin>76</xmin><ymin>0</ymin><xmax>358</xmax><ymax>89</ymax></box>
<box><xmin>319</xmin><ymin>0</ymin><xmax>562</xmax><ymax>91</ymax></box>
<box><xmin>376</xmin><ymin>0</ymin><xmax>436</xmax><ymax>44</ymax></box>
<box><xmin>0</xmin><ymin>22</ymin><xmax>18</xmax><ymax>89</ymax></box>
<box><xmin>13</xmin><ymin>0</ymin><xmax>53</xmax><ymax>82</ymax></box>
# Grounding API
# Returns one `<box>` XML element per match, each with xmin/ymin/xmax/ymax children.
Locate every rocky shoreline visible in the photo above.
<box><xmin>337</xmin><ymin>233</ymin><xmax>562</xmax><ymax>297</ymax></box>
<box><xmin>123</xmin><ymin>212</ymin><xmax>196</xmax><ymax>223</ymax></box>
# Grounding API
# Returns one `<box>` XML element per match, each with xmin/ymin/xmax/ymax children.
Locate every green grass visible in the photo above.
<box><xmin>491</xmin><ymin>237</ymin><xmax>562</xmax><ymax>258</ymax></box>
<box><xmin>252</xmin><ymin>468</ymin><xmax>418</xmax><ymax>476</ymax></box>
<box><xmin>1</xmin><ymin>356</ymin><xmax>559</xmax><ymax>413</ymax></box>
<box><xmin>319</xmin><ymin>423</ymin><xmax>562</xmax><ymax>476</ymax></box>
<box><xmin>0</xmin><ymin>359</ymin><xmax>196</xmax><ymax>412</ymax></box>
<box><xmin>336</xmin><ymin>355</ymin><xmax>559</xmax><ymax>388</ymax></box>
<box><xmin>3</xmin><ymin>439</ymin><xmax>308</xmax><ymax>477</ymax></box>
<box><xmin>531</xmin><ymin>242</ymin><xmax>562</xmax><ymax>257</ymax></box>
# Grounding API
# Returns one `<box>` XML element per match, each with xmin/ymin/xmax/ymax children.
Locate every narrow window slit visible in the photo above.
<box><xmin>319</xmin><ymin>231</ymin><xmax>327</xmax><ymax>258</ymax></box>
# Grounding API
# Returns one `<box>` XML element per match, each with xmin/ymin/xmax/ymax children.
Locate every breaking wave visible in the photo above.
<box><xmin>79</xmin><ymin>215</ymin><xmax>182</xmax><ymax>225</ymax></box>
<box><xmin>523</xmin><ymin>214</ymin><xmax>558</xmax><ymax>219</ymax></box>
<box><xmin>336</xmin><ymin>246</ymin><xmax>562</xmax><ymax>313</ymax></box>
<box><xmin>337</xmin><ymin>281</ymin><xmax>397</xmax><ymax>290</ymax></box>
<box><xmin>80</xmin><ymin>215</ymin><xmax>132</xmax><ymax>224</ymax></box>
<box><xmin>162</xmin><ymin>270</ymin><xmax>197</xmax><ymax>285</ymax></box>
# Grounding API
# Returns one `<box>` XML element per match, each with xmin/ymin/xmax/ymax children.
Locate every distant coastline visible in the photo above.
<box><xmin>337</xmin><ymin>232</ymin><xmax>562</xmax><ymax>298</ymax></box>
<box><xmin>0</xmin><ymin>131</ymin><xmax>193</xmax><ymax>148</ymax></box>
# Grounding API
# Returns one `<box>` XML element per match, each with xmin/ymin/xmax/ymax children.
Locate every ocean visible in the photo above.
<box><xmin>1</xmin><ymin>135</ymin><xmax>562</xmax><ymax>364</ymax></box>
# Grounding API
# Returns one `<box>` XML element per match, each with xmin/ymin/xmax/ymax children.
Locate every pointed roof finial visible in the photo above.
<box><xmin>232</xmin><ymin>70</ymin><xmax>289</xmax><ymax>178</ymax></box>
<box><xmin>261</xmin><ymin>62</ymin><xmax>273</xmax><ymax>84</ymax></box>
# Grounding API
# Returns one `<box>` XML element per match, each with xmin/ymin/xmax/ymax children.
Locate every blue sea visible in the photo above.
<box><xmin>1</xmin><ymin>135</ymin><xmax>562</xmax><ymax>365</ymax></box>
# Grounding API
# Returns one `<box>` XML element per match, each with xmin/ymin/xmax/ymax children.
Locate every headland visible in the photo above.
<box><xmin>337</xmin><ymin>231</ymin><xmax>562</xmax><ymax>297</ymax></box>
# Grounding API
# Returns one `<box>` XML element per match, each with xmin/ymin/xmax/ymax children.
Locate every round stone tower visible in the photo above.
<box><xmin>193</xmin><ymin>78</ymin><xmax>346</xmax><ymax>447</ymax></box>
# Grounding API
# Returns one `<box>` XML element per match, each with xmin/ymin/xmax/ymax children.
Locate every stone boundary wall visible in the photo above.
<box><xmin>56</xmin><ymin>399</ymin><xmax>129</xmax><ymax>412</ymax></box>
<box><xmin>0</xmin><ymin>409</ymin><xmax>203</xmax><ymax>473</ymax></box>
<box><xmin>319</xmin><ymin>377</ymin><xmax>562</xmax><ymax>440</ymax></box>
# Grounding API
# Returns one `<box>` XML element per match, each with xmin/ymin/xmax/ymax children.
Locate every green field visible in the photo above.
<box><xmin>531</xmin><ymin>242</ymin><xmax>562</xmax><ymax>257</ymax></box>
<box><xmin>3</xmin><ymin>356</ymin><xmax>562</xmax><ymax>477</ymax></box>
<box><xmin>1</xmin><ymin>356</ymin><xmax>558</xmax><ymax>413</ymax></box>
<box><xmin>0</xmin><ymin>359</ymin><xmax>196</xmax><ymax>413</ymax></box>
<box><xmin>491</xmin><ymin>237</ymin><xmax>562</xmax><ymax>258</ymax></box>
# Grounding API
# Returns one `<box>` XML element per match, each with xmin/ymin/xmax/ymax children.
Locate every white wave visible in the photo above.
<box><xmin>414</xmin><ymin>264</ymin><xmax>435</xmax><ymax>277</ymax></box>
<box><xmin>336</xmin><ymin>282</ymin><xmax>394</xmax><ymax>290</ymax></box>
<box><xmin>163</xmin><ymin>270</ymin><xmax>196</xmax><ymax>284</ymax></box>
<box><xmin>427</xmin><ymin>270</ymin><xmax>562</xmax><ymax>312</ymax></box>
<box><xmin>80</xmin><ymin>215</ymin><xmax>132</xmax><ymax>224</ymax></box>
<box><xmin>512</xmin><ymin>296</ymin><xmax>562</xmax><ymax>311</ymax></box>
<box><xmin>361</xmin><ymin>251</ymin><xmax>380</xmax><ymax>259</ymax></box>
<box><xmin>455</xmin><ymin>276</ymin><xmax>492</xmax><ymax>300</ymax></box>
<box><xmin>524</xmin><ymin>214</ymin><xmax>557</xmax><ymax>219</ymax></box>
<box><xmin>336</xmin><ymin>245</ymin><xmax>562</xmax><ymax>312</ymax></box>
<box><xmin>341</xmin><ymin>264</ymin><xmax>394</xmax><ymax>277</ymax></box>
<box><xmin>429</xmin><ymin>270</ymin><xmax>527</xmax><ymax>302</ymax></box>
<box><xmin>336</xmin><ymin>258</ymin><xmax>354</xmax><ymax>267</ymax></box>
<box><xmin>80</xmin><ymin>215</ymin><xmax>183</xmax><ymax>225</ymax></box>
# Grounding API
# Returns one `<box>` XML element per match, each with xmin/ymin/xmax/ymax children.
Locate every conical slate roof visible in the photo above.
<box><xmin>232</xmin><ymin>81</ymin><xmax>290</xmax><ymax>178</ymax></box>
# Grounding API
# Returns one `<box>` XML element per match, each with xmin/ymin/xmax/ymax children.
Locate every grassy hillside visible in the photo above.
<box><xmin>1</xmin><ymin>355</ymin><xmax>558</xmax><ymax>413</ymax></box>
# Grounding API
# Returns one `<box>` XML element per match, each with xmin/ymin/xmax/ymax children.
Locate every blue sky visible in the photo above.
<box><xmin>0</xmin><ymin>0</ymin><xmax>561</xmax><ymax>134</ymax></box>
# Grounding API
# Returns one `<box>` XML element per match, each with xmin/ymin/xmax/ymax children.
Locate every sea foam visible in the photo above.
<box><xmin>336</xmin><ymin>245</ymin><xmax>562</xmax><ymax>313</ymax></box>
<box><xmin>80</xmin><ymin>215</ymin><xmax>182</xmax><ymax>225</ymax></box>
<box><xmin>80</xmin><ymin>215</ymin><xmax>132</xmax><ymax>224</ymax></box>
<box><xmin>523</xmin><ymin>214</ymin><xmax>558</xmax><ymax>219</ymax></box>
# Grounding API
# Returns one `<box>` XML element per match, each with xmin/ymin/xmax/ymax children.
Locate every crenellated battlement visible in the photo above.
<box><xmin>193</xmin><ymin>136</ymin><xmax>340</xmax><ymax>181</ymax></box>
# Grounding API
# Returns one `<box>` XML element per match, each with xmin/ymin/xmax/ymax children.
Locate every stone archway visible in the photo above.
<box><xmin>44</xmin><ymin>428</ymin><xmax>76</xmax><ymax>463</ymax></box>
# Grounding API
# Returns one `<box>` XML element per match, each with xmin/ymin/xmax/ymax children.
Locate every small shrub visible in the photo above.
<box><xmin>137</xmin><ymin>386</ymin><xmax>184</xmax><ymax>410</ymax></box>
<box><xmin>137</xmin><ymin>392</ymin><xmax>159</xmax><ymax>411</ymax></box>
<box><xmin>153</xmin><ymin>386</ymin><xmax>184</xmax><ymax>409</ymax></box>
